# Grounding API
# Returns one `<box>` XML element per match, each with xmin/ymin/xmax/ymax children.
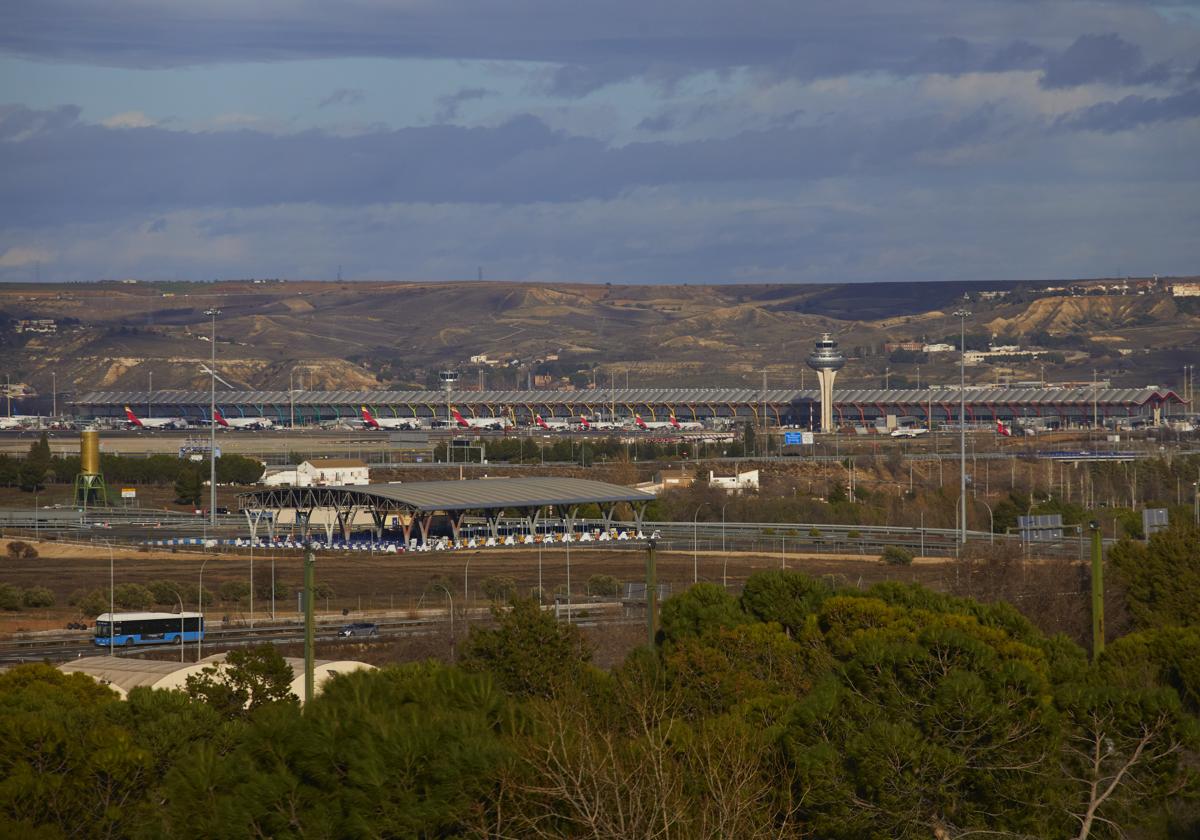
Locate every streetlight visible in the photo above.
<box><xmin>204</xmin><ymin>308</ymin><xmax>221</xmax><ymax>527</ymax></box>
<box><xmin>198</xmin><ymin>556</ymin><xmax>210</xmax><ymax>662</ymax></box>
<box><xmin>430</xmin><ymin>582</ymin><xmax>454</xmax><ymax>660</ymax></box>
<box><xmin>51</xmin><ymin>371</ymin><xmax>56</xmax><ymax>420</ymax></box>
<box><xmin>720</xmin><ymin>501</ymin><xmax>731</xmax><ymax>554</ymax></box>
<box><xmin>645</xmin><ymin>532</ymin><xmax>659</xmax><ymax>648</ymax></box>
<box><xmin>978</xmin><ymin>499</ymin><xmax>995</xmax><ymax>544</ymax></box>
<box><xmin>692</xmin><ymin>502</ymin><xmax>710</xmax><ymax>584</ymax></box>
<box><xmin>954</xmin><ymin>304</ymin><xmax>971</xmax><ymax>547</ymax></box>
<box><xmin>167</xmin><ymin>588</ymin><xmax>185</xmax><ymax>663</ymax></box>
<box><xmin>107</xmin><ymin>541</ymin><xmax>114</xmax><ymax>657</ymax></box>
<box><xmin>249</xmin><ymin>540</ymin><xmax>254</xmax><ymax>629</ymax></box>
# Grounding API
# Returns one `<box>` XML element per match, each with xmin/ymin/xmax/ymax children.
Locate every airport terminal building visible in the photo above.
<box><xmin>75</xmin><ymin>385</ymin><xmax>1185</xmax><ymax>429</ymax></box>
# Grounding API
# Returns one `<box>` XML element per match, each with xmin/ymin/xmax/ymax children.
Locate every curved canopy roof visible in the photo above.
<box><xmin>240</xmin><ymin>477</ymin><xmax>654</xmax><ymax>513</ymax></box>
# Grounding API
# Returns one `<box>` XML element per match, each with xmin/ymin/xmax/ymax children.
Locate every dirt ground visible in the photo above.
<box><xmin>0</xmin><ymin>537</ymin><xmax>954</xmax><ymax>633</ymax></box>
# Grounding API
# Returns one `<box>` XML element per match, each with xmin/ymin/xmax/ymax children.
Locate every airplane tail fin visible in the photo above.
<box><xmin>635</xmin><ymin>414</ymin><xmax>647</xmax><ymax>429</ymax></box>
<box><xmin>214</xmin><ymin>407</ymin><xmax>228</xmax><ymax>427</ymax></box>
<box><xmin>451</xmin><ymin>407</ymin><xmax>468</xmax><ymax>426</ymax></box>
<box><xmin>361</xmin><ymin>406</ymin><xmax>379</xmax><ymax>428</ymax></box>
<box><xmin>124</xmin><ymin>406</ymin><xmax>142</xmax><ymax>426</ymax></box>
<box><xmin>997</xmin><ymin>420</ymin><xmax>1012</xmax><ymax>437</ymax></box>
<box><xmin>579</xmin><ymin>414</ymin><xmax>590</xmax><ymax>430</ymax></box>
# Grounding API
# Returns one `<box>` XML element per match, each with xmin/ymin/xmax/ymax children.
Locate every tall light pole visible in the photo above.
<box><xmin>205</xmin><ymin>308</ymin><xmax>220</xmax><ymax>526</ymax></box>
<box><xmin>954</xmin><ymin>305</ymin><xmax>971</xmax><ymax>547</ymax></box>
<box><xmin>720</xmin><ymin>500</ymin><xmax>731</xmax><ymax>555</ymax></box>
<box><xmin>692</xmin><ymin>502</ymin><xmax>710</xmax><ymax>584</ymax></box>
<box><xmin>147</xmin><ymin>371</ymin><xmax>151</xmax><ymax>421</ymax></box>
<box><xmin>197</xmin><ymin>556</ymin><xmax>209</xmax><ymax>662</ymax></box>
<box><xmin>168</xmin><ymin>588</ymin><xmax>185</xmax><ymax>663</ymax></box>
<box><xmin>645</xmin><ymin>534</ymin><xmax>658</xmax><ymax>647</ymax></box>
<box><xmin>51</xmin><ymin>371</ymin><xmax>56</xmax><ymax>419</ymax></box>
<box><xmin>431</xmin><ymin>582</ymin><xmax>454</xmax><ymax>661</ymax></box>
<box><xmin>107</xmin><ymin>542</ymin><xmax>114</xmax><ymax>657</ymax></box>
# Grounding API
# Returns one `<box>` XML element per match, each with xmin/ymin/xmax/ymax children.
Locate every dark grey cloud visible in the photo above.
<box><xmin>1059</xmin><ymin>88</ymin><xmax>1200</xmax><ymax>132</ymax></box>
<box><xmin>905</xmin><ymin>37</ymin><xmax>977</xmax><ymax>76</ymax></box>
<box><xmin>637</xmin><ymin>113</ymin><xmax>675</xmax><ymax>132</ymax></box>
<box><xmin>318</xmin><ymin>88</ymin><xmax>365</xmax><ymax>108</ymax></box>
<box><xmin>146</xmin><ymin>217</ymin><xmax>167</xmax><ymax>233</ymax></box>
<box><xmin>1040</xmin><ymin>33</ymin><xmax>1169</xmax><ymax>89</ymax></box>
<box><xmin>0</xmin><ymin>103</ymin><xmax>80</xmax><ymax>139</ymax></box>
<box><xmin>984</xmin><ymin>40</ymin><xmax>1045</xmax><ymax>72</ymax></box>
<box><xmin>0</xmin><ymin>102</ymin><xmax>1043</xmax><ymax>228</ymax></box>
<box><xmin>435</xmin><ymin>87</ymin><xmax>496</xmax><ymax>121</ymax></box>
<box><xmin>2</xmin><ymin>1</ymin><xmax>1193</xmax><ymax>95</ymax></box>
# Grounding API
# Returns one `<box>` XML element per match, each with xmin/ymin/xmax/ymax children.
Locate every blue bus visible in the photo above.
<box><xmin>95</xmin><ymin>611</ymin><xmax>205</xmax><ymax>647</ymax></box>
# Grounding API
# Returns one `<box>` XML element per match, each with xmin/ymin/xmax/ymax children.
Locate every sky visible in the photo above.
<box><xmin>1</xmin><ymin>1</ymin><xmax>1198</xmax><ymax>284</ymax></box>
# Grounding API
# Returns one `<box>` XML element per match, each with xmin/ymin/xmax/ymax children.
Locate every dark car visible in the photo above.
<box><xmin>339</xmin><ymin>622</ymin><xmax>379</xmax><ymax>638</ymax></box>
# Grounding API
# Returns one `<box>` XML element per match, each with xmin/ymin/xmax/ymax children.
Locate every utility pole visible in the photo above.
<box><xmin>645</xmin><ymin>535</ymin><xmax>658</xmax><ymax>648</ymax></box>
<box><xmin>954</xmin><ymin>303</ymin><xmax>971</xmax><ymax>546</ymax></box>
<box><xmin>304</xmin><ymin>545</ymin><xmax>315</xmax><ymax>705</ymax></box>
<box><xmin>205</xmin><ymin>308</ymin><xmax>220</xmax><ymax>526</ymax></box>
<box><xmin>761</xmin><ymin>370</ymin><xmax>768</xmax><ymax>458</ymax></box>
<box><xmin>1089</xmin><ymin>521</ymin><xmax>1104</xmax><ymax>661</ymax></box>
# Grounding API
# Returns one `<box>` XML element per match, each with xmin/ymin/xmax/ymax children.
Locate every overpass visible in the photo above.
<box><xmin>74</xmin><ymin>385</ymin><xmax>1184</xmax><ymax>428</ymax></box>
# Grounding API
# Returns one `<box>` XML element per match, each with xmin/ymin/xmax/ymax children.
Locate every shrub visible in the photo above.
<box><xmin>809</xmin><ymin>527</ymin><xmax>821</xmax><ymax>538</ymax></box>
<box><xmin>113</xmin><ymin>583</ymin><xmax>154</xmax><ymax>610</ymax></box>
<box><xmin>76</xmin><ymin>588</ymin><xmax>110</xmax><ymax>617</ymax></box>
<box><xmin>5</xmin><ymin>540</ymin><xmax>38</xmax><ymax>560</ymax></box>
<box><xmin>481</xmin><ymin>575</ymin><xmax>517</xmax><ymax>603</ymax></box>
<box><xmin>219</xmin><ymin>580</ymin><xmax>251</xmax><ymax>605</ymax></box>
<box><xmin>0</xmin><ymin>584</ymin><xmax>23</xmax><ymax>611</ymax></box>
<box><xmin>21</xmin><ymin>586</ymin><xmax>54</xmax><ymax>608</ymax></box>
<box><xmin>847</xmin><ymin>529</ymin><xmax>862</xmax><ymax>539</ymax></box>
<box><xmin>881</xmin><ymin>545</ymin><xmax>915</xmax><ymax>566</ymax></box>
<box><xmin>147</xmin><ymin>579</ymin><xmax>187</xmax><ymax>607</ymax></box>
<box><xmin>587</xmin><ymin>574</ymin><xmax>621</xmax><ymax>598</ymax></box>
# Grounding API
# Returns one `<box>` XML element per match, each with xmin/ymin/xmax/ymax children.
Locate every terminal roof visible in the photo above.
<box><xmin>76</xmin><ymin>386</ymin><xmax>1183</xmax><ymax>407</ymax></box>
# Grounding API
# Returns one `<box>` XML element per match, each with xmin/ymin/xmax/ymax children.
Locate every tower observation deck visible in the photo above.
<box><xmin>806</xmin><ymin>333</ymin><xmax>846</xmax><ymax>433</ymax></box>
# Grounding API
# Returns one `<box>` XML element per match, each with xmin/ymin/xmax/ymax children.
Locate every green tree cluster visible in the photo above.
<box><xmin>3</xmin><ymin>571</ymin><xmax>1198</xmax><ymax>838</ymax></box>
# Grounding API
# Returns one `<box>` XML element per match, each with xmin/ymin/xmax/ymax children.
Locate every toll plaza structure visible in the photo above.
<box><xmin>77</xmin><ymin>385</ymin><xmax>1184</xmax><ymax>429</ymax></box>
<box><xmin>237</xmin><ymin>477</ymin><xmax>655</xmax><ymax>547</ymax></box>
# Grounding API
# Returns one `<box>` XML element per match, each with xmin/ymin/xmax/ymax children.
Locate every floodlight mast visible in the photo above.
<box><xmin>954</xmin><ymin>306</ymin><xmax>971</xmax><ymax>547</ymax></box>
<box><xmin>204</xmin><ymin>309</ymin><xmax>221</xmax><ymax>527</ymax></box>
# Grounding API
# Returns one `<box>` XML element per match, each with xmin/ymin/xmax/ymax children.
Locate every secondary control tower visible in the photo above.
<box><xmin>806</xmin><ymin>333</ymin><xmax>846</xmax><ymax>433</ymax></box>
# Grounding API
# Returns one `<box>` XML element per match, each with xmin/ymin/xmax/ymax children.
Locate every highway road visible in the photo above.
<box><xmin>0</xmin><ymin>604</ymin><xmax>635</xmax><ymax>665</ymax></box>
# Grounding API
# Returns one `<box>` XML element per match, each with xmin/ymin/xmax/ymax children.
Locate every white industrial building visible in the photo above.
<box><xmin>261</xmin><ymin>458</ymin><xmax>370</xmax><ymax>487</ymax></box>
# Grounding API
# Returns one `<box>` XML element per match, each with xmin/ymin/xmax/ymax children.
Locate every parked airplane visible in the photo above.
<box><xmin>213</xmin><ymin>407</ymin><xmax>274</xmax><ymax>430</ymax></box>
<box><xmin>534</xmin><ymin>413</ymin><xmax>573</xmax><ymax>431</ymax></box>
<box><xmin>890</xmin><ymin>426</ymin><xmax>929</xmax><ymax>438</ymax></box>
<box><xmin>124</xmin><ymin>406</ymin><xmax>189</xmax><ymax>429</ymax></box>
<box><xmin>361</xmin><ymin>406</ymin><xmax>426</xmax><ymax>430</ymax></box>
<box><xmin>632</xmin><ymin>412</ymin><xmax>702</xmax><ymax>431</ymax></box>
<box><xmin>0</xmin><ymin>415</ymin><xmax>43</xmax><ymax>430</ymax></box>
<box><xmin>579</xmin><ymin>415</ymin><xmax>623</xmax><ymax>431</ymax></box>
<box><xmin>451</xmin><ymin>407</ymin><xmax>513</xmax><ymax>430</ymax></box>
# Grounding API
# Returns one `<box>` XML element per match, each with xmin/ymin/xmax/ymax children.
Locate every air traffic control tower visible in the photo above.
<box><xmin>806</xmin><ymin>332</ymin><xmax>846</xmax><ymax>433</ymax></box>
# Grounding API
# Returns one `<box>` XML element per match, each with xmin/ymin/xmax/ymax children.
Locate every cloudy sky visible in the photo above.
<box><xmin>1</xmin><ymin>1</ymin><xmax>1198</xmax><ymax>284</ymax></box>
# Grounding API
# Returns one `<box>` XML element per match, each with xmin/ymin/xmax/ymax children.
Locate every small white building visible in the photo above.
<box><xmin>261</xmin><ymin>458</ymin><xmax>370</xmax><ymax>487</ymax></box>
<box><xmin>923</xmin><ymin>343</ymin><xmax>955</xmax><ymax>353</ymax></box>
<box><xmin>708</xmin><ymin>469</ymin><xmax>759</xmax><ymax>493</ymax></box>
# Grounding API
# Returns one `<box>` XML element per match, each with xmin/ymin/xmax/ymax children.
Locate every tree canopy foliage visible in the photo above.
<box><xmin>2</xmin><ymin>569</ymin><xmax>1197</xmax><ymax>839</ymax></box>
